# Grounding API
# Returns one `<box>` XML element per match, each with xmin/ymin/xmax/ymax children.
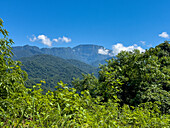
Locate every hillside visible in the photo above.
<box><xmin>91</xmin><ymin>57</ymin><xmax>114</xmax><ymax>67</ymax></box>
<box><xmin>19</xmin><ymin>54</ymin><xmax>98</xmax><ymax>92</ymax></box>
<box><xmin>19</xmin><ymin>55</ymin><xmax>86</xmax><ymax>92</ymax></box>
<box><xmin>66</xmin><ymin>59</ymin><xmax>99</xmax><ymax>77</ymax></box>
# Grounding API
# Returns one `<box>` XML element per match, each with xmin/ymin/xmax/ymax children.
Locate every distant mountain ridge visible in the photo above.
<box><xmin>12</xmin><ymin>44</ymin><xmax>114</xmax><ymax>66</ymax></box>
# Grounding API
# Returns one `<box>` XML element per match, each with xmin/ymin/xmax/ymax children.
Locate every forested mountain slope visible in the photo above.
<box><xmin>19</xmin><ymin>54</ymin><xmax>98</xmax><ymax>92</ymax></box>
<box><xmin>19</xmin><ymin>55</ymin><xmax>85</xmax><ymax>92</ymax></box>
<box><xmin>66</xmin><ymin>59</ymin><xmax>99</xmax><ymax>76</ymax></box>
<box><xmin>91</xmin><ymin>57</ymin><xmax>114</xmax><ymax>67</ymax></box>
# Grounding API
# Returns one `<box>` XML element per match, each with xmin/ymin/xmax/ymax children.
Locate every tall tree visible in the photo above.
<box><xmin>73</xmin><ymin>42</ymin><xmax>170</xmax><ymax>113</ymax></box>
<box><xmin>98</xmin><ymin>42</ymin><xmax>170</xmax><ymax>113</ymax></box>
<box><xmin>0</xmin><ymin>18</ymin><xmax>27</xmax><ymax>100</ymax></box>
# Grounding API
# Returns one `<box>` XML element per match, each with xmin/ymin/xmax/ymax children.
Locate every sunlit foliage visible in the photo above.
<box><xmin>0</xmin><ymin>18</ymin><xmax>169</xmax><ymax>127</ymax></box>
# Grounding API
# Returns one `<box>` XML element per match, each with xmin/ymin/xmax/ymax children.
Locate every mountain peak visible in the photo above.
<box><xmin>73</xmin><ymin>44</ymin><xmax>104</xmax><ymax>49</ymax></box>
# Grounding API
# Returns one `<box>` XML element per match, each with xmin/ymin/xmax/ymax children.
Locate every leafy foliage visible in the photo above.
<box><xmin>0</xmin><ymin>18</ymin><xmax>170</xmax><ymax>127</ymax></box>
<box><xmin>72</xmin><ymin>74</ymin><xmax>99</xmax><ymax>97</ymax></box>
<box><xmin>0</xmin><ymin>18</ymin><xmax>27</xmax><ymax>100</ymax></box>
<box><xmin>74</xmin><ymin>41</ymin><xmax>170</xmax><ymax>113</ymax></box>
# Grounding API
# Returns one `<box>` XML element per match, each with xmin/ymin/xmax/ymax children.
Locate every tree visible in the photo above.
<box><xmin>73</xmin><ymin>42</ymin><xmax>170</xmax><ymax>113</ymax></box>
<box><xmin>98</xmin><ymin>42</ymin><xmax>170</xmax><ymax>113</ymax></box>
<box><xmin>0</xmin><ymin>18</ymin><xmax>27</xmax><ymax>100</ymax></box>
<box><xmin>72</xmin><ymin>74</ymin><xmax>99</xmax><ymax>97</ymax></box>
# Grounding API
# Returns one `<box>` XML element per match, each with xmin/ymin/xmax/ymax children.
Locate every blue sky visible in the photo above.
<box><xmin>1</xmin><ymin>0</ymin><xmax>170</xmax><ymax>52</ymax></box>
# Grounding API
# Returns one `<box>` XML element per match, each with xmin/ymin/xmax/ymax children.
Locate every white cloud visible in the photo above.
<box><xmin>28</xmin><ymin>35</ymin><xmax>72</xmax><ymax>47</ymax></box>
<box><xmin>29</xmin><ymin>35</ymin><xmax>37</xmax><ymax>42</ymax></box>
<box><xmin>53</xmin><ymin>36</ymin><xmax>72</xmax><ymax>43</ymax></box>
<box><xmin>53</xmin><ymin>39</ymin><xmax>59</xmax><ymax>42</ymax></box>
<box><xmin>58</xmin><ymin>36</ymin><xmax>71</xmax><ymax>43</ymax></box>
<box><xmin>112</xmin><ymin>43</ymin><xmax>145</xmax><ymax>55</ymax></box>
<box><xmin>159</xmin><ymin>32</ymin><xmax>169</xmax><ymax>38</ymax></box>
<box><xmin>98</xmin><ymin>48</ymin><xmax>109</xmax><ymax>55</ymax></box>
<box><xmin>140</xmin><ymin>41</ymin><xmax>152</xmax><ymax>48</ymax></box>
<box><xmin>37</xmin><ymin>35</ymin><xmax>52</xmax><ymax>47</ymax></box>
<box><xmin>140</xmin><ymin>41</ymin><xmax>146</xmax><ymax>45</ymax></box>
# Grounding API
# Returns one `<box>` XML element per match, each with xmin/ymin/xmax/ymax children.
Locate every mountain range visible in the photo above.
<box><xmin>12</xmin><ymin>44</ymin><xmax>115</xmax><ymax>91</ymax></box>
<box><xmin>12</xmin><ymin>44</ymin><xmax>114</xmax><ymax>66</ymax></box>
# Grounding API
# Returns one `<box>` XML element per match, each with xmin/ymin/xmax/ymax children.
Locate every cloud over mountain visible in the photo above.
<box><xmin>29</xmin><ymin>35</ymin><xmax>37</xmax><ymax>42</ymax></box>
<box><xmin>98</xmin><ymin>48</ymin><xmax>109</xmax><ymax>55</ymax></box>
<box><xmin>53</xmin><ymin>36</ymin><xmax>71</xmax><ymax>43</ymax></box>
<box><xmin>29</xmin><ymin>35</ymin><xmax>71</xmax><ymax>47</ymax></box>
<box><xmin>112</xmin><ymin>43</ymin><xmax>145</xmax><ymax>55</ymax></box>
<box><xmin>37</xmin><ymin>35</ymin><xmax>52</xmax><ymax>47</ymax></box>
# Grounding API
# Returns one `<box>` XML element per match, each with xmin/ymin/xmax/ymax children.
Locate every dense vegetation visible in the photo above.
<box><xmin>18</xmin><ymin>55</ymin><xmax>98</xmax><ymax>93</ymax></box>
<box><xmin>19</xmin><ymin>55</ymin><xmax>85</xmax><ymax>92</ymax></box>
<box><xmin>73</xmin><ymin>42</ymin><xmax>170</xmax><ymax>113</ymax></box>
<box><xmin>66</xmin><ymin>59</ymin><xmax>99</xmax><ymax>77</ymax></box>
<box><xmin>0</xmin><ymin>19</ymin><xmax>170</xmax><ymax>127</ymax></box>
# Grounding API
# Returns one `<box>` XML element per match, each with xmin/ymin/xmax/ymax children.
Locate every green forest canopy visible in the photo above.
<box><xmin>18</xmin><ymin>54</ymin><xmax>98</xmax><ymax>93</ymax></box>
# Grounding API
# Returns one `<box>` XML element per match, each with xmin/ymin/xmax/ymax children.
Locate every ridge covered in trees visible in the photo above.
<box><xmin>18</xmin><ymin>54</ymin><xmax>98</xmax><ymax>93</ymax></box>
<box><xmin>0</xmin><ymin>19</ymin><xmax>170</xmax><ymax>127</ymax></box>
